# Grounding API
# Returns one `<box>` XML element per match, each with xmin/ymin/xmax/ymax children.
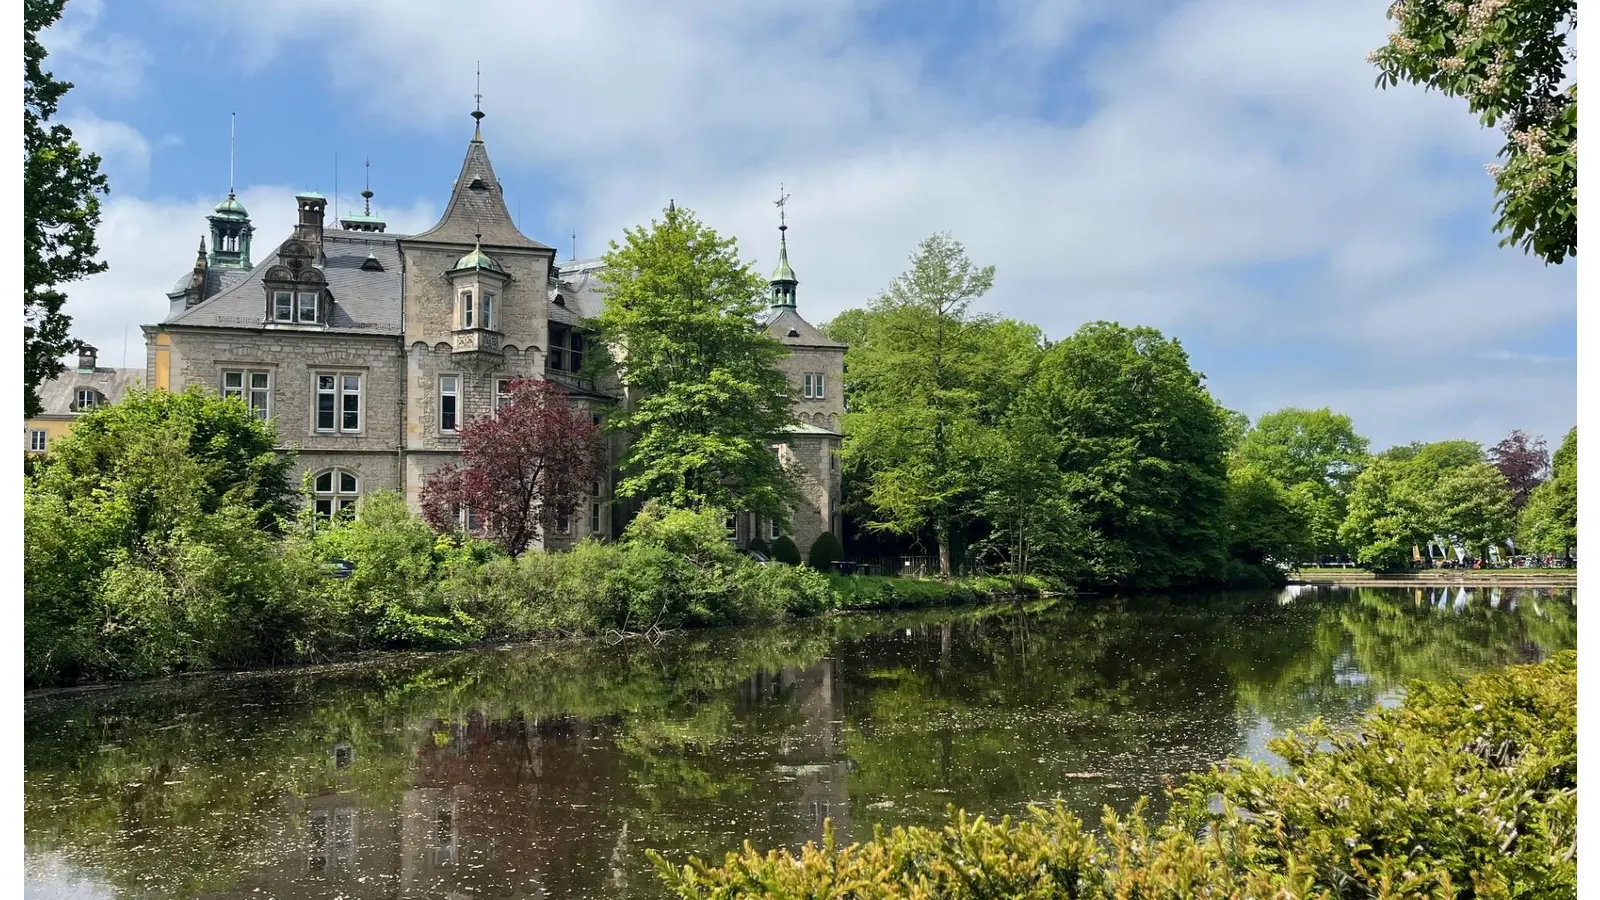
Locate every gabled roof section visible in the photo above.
<box><xmin>408</xmin><ymin>133</ymin><xmax>550</xmax><ymax>250</ymax></box>
<box><xmin>165</xmin><ymin>230</ymin><xmax>406</xmax><ymax>334</ymax></box>
<box><xmin>763</xmin><ymin>307</ymin><xmax>845</xmax><ymax>349</ymax></box>
<box><xmin>35</xmin><ymin>367</ymin><xmax>145</xmax><ymax>417</ymax></box>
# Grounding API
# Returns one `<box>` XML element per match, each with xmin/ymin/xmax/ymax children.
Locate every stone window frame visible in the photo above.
<box><xmin>494</xmin><ymin>377</ymin><xmax>513</xmax><ymax>415</ymax></box>
<box><xmin>222</xmin><ymin>368</ymin><xmax>273</xmax><ymax>421</ymax></box>
<box><xmin>458</xmin><ymin>287</ymin><xmax>476</xmax><ymax>330</ymax></box>
<box><xmin>590</xmin><ymin>500</ymin><xmax>601</xmax><ymax>535</ymax></box>
<box><xmin>439</xmin><ymin>374</ymin><xmax>461</xmax><ymax>434</ymax></box>
<box><xmin>261</xmin><ymin>242</ymin><xmax>326</xmax><ymax>327</ymax></box>
<box><xmin>803</xmin><ymin>372</ymin><xmax>826</xmax><ymax>400</ymax></box>
<box><xmin>74</xmin><ymin>388</ymin><xmax>98</xmax><ymax>411</ymax></box>
<box><xmin>28</xmin><ymin>430</ymin><xmax>47</xmax><ymax>452</ymax></box>
<box><xmin>311</xmin><ymin>467</ymin><xmax>360</xmax><ymax>521</ymax></box>
<box><xmin>556</xmin><ymin>512</ymin><xmax>572</xmax><ymax>536</ymax></box>
<box><xmin>769</xmin><ymin>517</ymin><xmax>781</xmax><ymax>541</ymax></box>
<box><xmin>312</xmin><ymin>371</ymin><xmax>364</xmax><ymax>435</ymax></box>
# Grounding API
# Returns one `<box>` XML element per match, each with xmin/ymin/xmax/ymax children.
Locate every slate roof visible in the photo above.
<box><xmin>407</xmin><ymin>131</ymin><xmax>550</xmax><ymax>251</ymax></box>
<box><xmin>34</xmin><ymin>367</ymin><xmax>145</xmax><ymax>417</ymax></box>
<box><xmin>165</xmin><ymin>230</ymin><xmax>406</xmax><ymax>334</ymax></box>
<box><xmin>762</xmin><ymin>307</ymin><xmax>846</xmax><ymax>349</ymax></box>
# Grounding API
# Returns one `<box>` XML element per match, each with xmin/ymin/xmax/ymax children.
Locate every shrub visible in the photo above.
<box><xmin>746</xmin><ymin>536</ymin><xmax>770</xmax><ymax>555</ymax></box>
<box><xmin>770</xmin><ymin>535</ymin><xmax>801</xmax><ymax>565</ymax></box>
<box><xmin>652</xmin><ymin>652</ymin><xmax>1577</xmax><ymax>898</ymax></box>
<box><xmin>807</xmin><ymin>531</ymin><xmax>843</xmax><ymax>569</ymax></box>
<box><xmin>827</xmin><ymin>575</ymin><xmax>980</xmax><ymax>610</ymax></box>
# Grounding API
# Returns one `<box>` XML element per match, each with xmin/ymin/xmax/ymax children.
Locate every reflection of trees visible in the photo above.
<box><xmin>23</xmin><ymin>589</ymin><xmax>1576</xmax><ymax>899</ymax></box>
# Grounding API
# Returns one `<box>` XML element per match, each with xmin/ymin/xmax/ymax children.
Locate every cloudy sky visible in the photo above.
<box><xmin>42</xmin><ymin>0</ymin><xmax>1574</xmax><ymax>450</ymax></box>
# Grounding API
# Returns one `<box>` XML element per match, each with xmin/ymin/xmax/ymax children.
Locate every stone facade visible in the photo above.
<box><xmin>141</xmin><ymin>114</ymin><xmax>845</xmax><ymax>556</ymax></box>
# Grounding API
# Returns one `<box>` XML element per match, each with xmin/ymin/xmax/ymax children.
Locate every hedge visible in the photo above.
<box><xmin>651</xmin><ymin>651</ymin><xmax>1577</xmax><ymax>898</ymax></box>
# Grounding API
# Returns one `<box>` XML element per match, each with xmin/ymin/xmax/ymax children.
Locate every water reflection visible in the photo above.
<box><xmin>24</xmin><ymin>587</ymin><xmax>1575</xmax><ymax>899</ymax></box>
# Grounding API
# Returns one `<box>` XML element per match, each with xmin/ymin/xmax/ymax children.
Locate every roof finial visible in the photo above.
<box><xmin>775</xmin><ymin>182</ymin><xmax>790</xmax><ymax>232</ymax></box>
<box><xmin>572</xmin><ymin>230</ymin><xmax>577</xmax><ymax>261</ymax></box>
<box><xmin>471</xmin><ymin>61</ymin><xmax>485</xmax><ymax>139</ymax></box>
<box><xmin>474</xmin><ymin>227</ymin><xmax>482</xmax><ymax>250</ymax></box>
<box><xmin>228</xmin><ymin>112</ymin><xmax>236</xmax><ymax>198</ymax></box>
<box><xmin>361</xmin><ymin>156</ymin><xmax>373</xmax><ymax>215</ymax></box>
<box><xmin>668</xmin><ymin>198</ymin><xmax>676</xmax><ymax>214</ymax></box>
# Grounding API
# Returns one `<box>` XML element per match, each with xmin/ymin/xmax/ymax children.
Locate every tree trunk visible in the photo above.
<box><xmin>936</xmin><ymin>518</ymin><xmax>952</xmax><ymax>579</ymax></box>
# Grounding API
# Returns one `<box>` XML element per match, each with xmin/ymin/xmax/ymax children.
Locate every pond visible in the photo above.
<box><xmin>24</xmin><ymin>585</ymin><xmax>1576</xmax><ymax>899</ymax></box>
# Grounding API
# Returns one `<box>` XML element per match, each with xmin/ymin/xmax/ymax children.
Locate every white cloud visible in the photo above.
<box><xmin>109</xmin><ymin>0</ymin><xmax>1574</xmax><ymax>446</ymax></box>
<box><xmin>61</xmin><ymin>187</ymin><xmax>437</xmax><ymax>370</ymax></box>
<box><xmin>62</xmin><ymin>112</ymin><xmax>153</xmax><ymax>192</ymax></box>
<box><xmin>38</xmin><ymin>0</ymin><xmax>150</xmax><ymax>99</ymax></box>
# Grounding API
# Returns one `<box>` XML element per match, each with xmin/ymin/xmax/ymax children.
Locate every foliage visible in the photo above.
<box><xmin>1340</xmin><ymin>440</ymin><xmax>1517</xmax><ymax>570</ymax></box>
<box><xmin>1518</xmin><ymin>426</ymin><xmax>1575</xmax><ymax>554</ymax></box>
<box><xmin>1033</xmin><ymin>322</ymin><xmax>1230</xmax><ymax>589</ymax></box>
<box><xmin>1221</xmin><ymin>463</ymin><xmax>1312</xmax><ymax>575</ymax></box>
<box><xmin>973</xmin><ymin>388</ymin><xmax>1088</xmax><ymax>587</ymax></box>
<box><xmin>826</xmin><ymin>575</ymin><xmax>983</xmax><ymax>610</ymax></box>
<box><xmin>1236</xmin><ymin>407</ymin><xmax>1371</xmax><ymax>495</ymax></box>
<box><xmin>840</xmin><ymin>233</ymin><xmax>999</xmax><ymax>577</ymax></box>
<box><xmin>653</xmin><ymin>652</ymin><xmax>1577</xmax><ymax>898</ymax></box>
<box><xmin>592</xmin><ymin>204</ymin><xmax>797</xmax><ymax>518</ymax></box>
<box><xmin>24</xmin><ymin>0</ymin><xmax>111</xmax><ymax>417</ymax></box>
<box><xmin>769</xmin><ymin>534</ymin><xmax>802</xmax><ymax>566</ymax></box>
<box><xmin>746</xmin><ymin>535</ymin><xmax>770</xmax><ymax>555</ymax></box>
<box><xmin>1370</xmin><ymin>0</ymin><xmax>1576</xmax><ymax>264</ymax></box>
<box><xmin>24</xmin><ymin>389</ymin><xmax>298</xmax><ymax>684</ymax></box>
<box><xmin>1488</xmin><ymin>428</ymin><xmax>1550</xmax><ymax>509</ymax></box>
<box><xmin>807</xmin><ymin>531</ymin><xmax>844</xmax><ymax>569</ymax></box>
<box><xmin>419</xmin><ymin>377</ymin><xmax>606</xmax><ymax>556</ymax></box>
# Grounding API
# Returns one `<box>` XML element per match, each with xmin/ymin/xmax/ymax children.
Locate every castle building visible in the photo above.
<box><xmin>142</xmin><ymin>109</ymin><xmax>843</xmax><ymax>553</ymax></box>
<box><xmin>24</xmin><ymin>344</ymin><xmax>143</xmax><ymax>455</ymax></box>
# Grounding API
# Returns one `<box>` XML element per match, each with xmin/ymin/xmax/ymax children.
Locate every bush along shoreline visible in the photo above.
<box><xmin>651</xmin><ymin>651</ymin><xmax>1577</xmax><ymax>898</ymax></box>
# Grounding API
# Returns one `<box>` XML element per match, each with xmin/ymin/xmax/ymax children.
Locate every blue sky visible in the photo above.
<box><xmin>42</xmin><ymin>0</ymin><xmax>1576</xmax><ymax>450</ymax></box>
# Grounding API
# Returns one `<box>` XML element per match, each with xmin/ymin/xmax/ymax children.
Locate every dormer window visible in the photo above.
<box><xmin>74</xmin><ymin>389</ymin><xmax>97</xmax><ymax>411</ymax></box>
<box><xmin>274</xmin><ymin>291</ymin><xmax>293</xmax><ymax>322</ymax></box>
<box><xmin>298</xmin><ymin>291</ymin><xmax>320</xmax><ymax>323</ymax></box>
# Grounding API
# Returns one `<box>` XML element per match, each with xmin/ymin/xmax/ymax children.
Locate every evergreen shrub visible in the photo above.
<box><xmin>770</xmin><ymin>535</ymin><xmax>802</xmax><ymax>565</ymax></box>
<box><xmin>806</xmin><ymin>531</ymin><xmax>843</xmax><ymax>569</ymax></box>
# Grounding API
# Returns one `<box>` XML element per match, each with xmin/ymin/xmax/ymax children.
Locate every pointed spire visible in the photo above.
<box><xmin>228</xmin><ymin>112</ymin><xmax>236</xmax><ymax>198</ymax></box>
<box><xmin>361</xmin><ymin>156</ymin><xmax>373</xmax><ymax>216</ymax></box>
<box><xmin>770</xmin><ymin>185</ymin><xmax>797</xmax><ymax>308</ymax></box>
<box><xmin>411</xmin><ymin>100</ymin><xmax>549</xmax><ymax>250</ymax></box>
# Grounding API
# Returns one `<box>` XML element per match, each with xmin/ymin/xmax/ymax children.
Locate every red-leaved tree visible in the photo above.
<box><xmin>419</xmin><ymin>378</ymin><xmax>606</xmax><ymax>556</ymax></box>
<box><xmin>1488</xmin><ymin>429</ymin><xmax>1550</xmax><ymax>510</ymax></box>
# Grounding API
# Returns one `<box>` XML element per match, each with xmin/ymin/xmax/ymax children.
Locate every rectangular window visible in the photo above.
<box><xmin>570</xmin><ymin>333</ymin><xmax>584</xmax><ymax>372</ymax></box>
<box><xmin>556</xmin><ymin>514</ymin><xmax>571</xmax><ymax>536</ymax></box>
<box><xmin>770</xmin><ymin>518</ymin><xmax>781</xmax><ymax>540</ymax></box>
<box><xmin>482</xmin><ymin>292</ymin><xmax>494</xmax><ymax>330</ymax></box>
<box><xmin>803</xmin><ymin>373</ymin><xmax>825</xmax><ymax>399</ymax></box>
<box><xmin>223</xmin><ymin>370</ymin><xmax>272</xmax><ymax>421</ymax></box>
<box><xmin>548</xmin><ymin>324</ymin><xmax>567</xmax><ymax>371</ymax></box>
<box><xmin>461</xmin><ymin>290</ymin><xmax>475</xmax><ymax>329</ymax></box>
<box><xmin>831</xmin><ymin>451</ymin><xmax>838</xmax><ymax>472</ymax></box>
<box><xmin>590</xmin><ymin>502</ymin><xmax>601</xmax><ymax>534</ymax></box>
<box><xmin>297</xmin><ymin>291</ymin><xmax>319</xmax><ymax>323</ymax></box>
<box><xmin>28</xmin><ymin>430</ymin><xmax>47</xmax><ymax>452</ymax></box>
<box><xmin>273</xmin><ymin>291</ymin><xmax>293</xmax><ymax>322</ymax></box>
<box><xmin>495</xmin><ymin>378</ymin><xmax>513</xmax><ymax>413</ymax></box>
<box><xmin>803</xmin><ymin>373</ymin><xmax>813</xmax><ymax>399</ymax></box>
<box><xmin>75</xmin><ymin>389</ymin><xmax>96</xmax><ymax>411</ymax></box>
<box><xmin>314</xmin><ymin>372</ymin><xmax>362</xmax><ymax>433</ymax></box>
<box><xmin>439</xmin><ymin>375</ymin><xmax>459</xmax><ymax>433</ymax></box>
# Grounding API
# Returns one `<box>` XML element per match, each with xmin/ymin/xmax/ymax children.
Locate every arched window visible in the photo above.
<box><xmin>313</xmin><ymin>468</ymin><xmax>360</xmax><ymax>519</ymax></box>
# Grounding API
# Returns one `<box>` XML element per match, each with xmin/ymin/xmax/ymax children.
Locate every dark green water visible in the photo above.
<box><xmin>24</xmin><ymin>585</ymin><xmax>1576</xmax><ymax>899</ymax></box>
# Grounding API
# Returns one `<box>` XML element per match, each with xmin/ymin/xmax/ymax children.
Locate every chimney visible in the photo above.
<box><xmin>294</xmin><ymin>192</ymin><xmax>327</xmax><ymax>253</ymax></box>
<box><xmin>77</xmin><ymin>343</ymin><xmax>98</xmax><ymax>372</ymax></box>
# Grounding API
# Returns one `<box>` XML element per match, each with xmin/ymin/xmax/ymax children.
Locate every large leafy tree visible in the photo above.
<box><xmin>1369</xmin><ymin>0</ymin><xmax>1576</xmax><ymax>264</ymax></box>
<box><xmin>1339</xmin><ymin>439</ymin><xmax>1516</xmax><ymax>570</ymax></box>
<box><xmin>1519</xmin><ymin>426</ymin><xmax>1575</xmax><ymax>556</ymax></box>
<box><xmin>973</xmin><ymin>388</ymin><xmax>1088</xmax><ymax>589</ymax></box>
<box><xmin>591</xmin><ymin>205</ymin><xmax>796</xmax><ymax>519</ymax></box>
<box><xmin>1222</xmin><ymin>463</ymin><xmax>1314</xmax><ymax>572</ymax></box>
<box><xmin>1235</xmin><ymin>407</ymin><xmax>1370</xmax><ymax>557</ymax></box>
<box><xmin>840</xmin><ymin>233</ymin><xmax>997</xmax><ymax>577</ymax></box>
<box><xmin>1338</xmin><ymin>456</ymin><xmax>1432</xmax><ymax>571</ymax></box>
<box><xmin>1487</xmin><ymin>428</ymin><xmax>1550</xmax><ymax>509</ymax></box>
<box><xmin>1034</xmin><ymin>322</ymin><xmax>1230</xmax><ymax>589</ymax></box>
<box><xmin>419</xmin><ymin>378</ymin><xmax>606</xmax><ymax>557</ymax></box>
<box><xmin>25</xmin><ymin>0</ymin><xmax>110</xmax><ymax>417</ymax></box>
<box><xmin>1429</xmin><ymin>461</ymin><xmax>1517</xmax><ymax>561</ymax></box>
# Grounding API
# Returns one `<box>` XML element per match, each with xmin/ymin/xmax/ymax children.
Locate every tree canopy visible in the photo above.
<box><xmin>24</xmin><ymin>0</ymin><xmax>111</xmax><ymax>417</ymax></box>
<box><xmin>591</xmin><ymin>204</ymin><xmax>797</xmax><ymax>518</ymax></box>
<box><xmin>1369</xmin><ymin>0</ymin><xmax>1576</xmax><ymax>264</ymax></box>
<box><xmin>1518</xmin><ymin>426</ymin><xmax>1575</xmax><ymax>555</ymax></box>
<box><xmin>1234</xmin><ymin>407</ymin><xmax>1371</xmax><ymax>558</ymax></box>
<box><xmin>1338</xmin><ymin>439</ymin><xmax>1515</xmax><ymax>570</ymax></box>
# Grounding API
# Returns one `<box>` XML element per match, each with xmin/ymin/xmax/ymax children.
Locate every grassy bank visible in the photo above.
<box><xmin>652</xmin><ymin>651</ymin><xmax>1577</xmax><ymax>897</ymax></box>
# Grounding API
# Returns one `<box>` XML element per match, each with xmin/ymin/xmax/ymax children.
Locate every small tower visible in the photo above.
<box><xmin>339</xmin><ymin>158</ymin><xmax>388</xmax><ymax>233</ymax></box>
<box><xmin>446</xmin><ymin>231</ymin><xmax>509</xmax><ymax>362</ymax></box>
<box><xmin>770</xmin><ymin>186</ymin><xmax>797</xmax><ymax>308</ymax></box>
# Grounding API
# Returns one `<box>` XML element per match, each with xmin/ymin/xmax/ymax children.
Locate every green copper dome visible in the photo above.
<box><xmin>212</xmin><ymin>194</ymin><xmax>249</xmax><ymax>217</ymax></box>
<box><xmin>771</xmin><ymin>253</ymin><xmax>796</xmax><ymax>283</ymax></box>
<box><xmin>454</xmin><ymin>246</ymin><xmax>505</xmax><ymax>274</ymax></box>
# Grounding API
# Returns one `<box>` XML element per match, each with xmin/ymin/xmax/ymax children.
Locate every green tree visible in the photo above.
<box><xmin>1519</xmin><ymin>426</ymin><xmax>1575</xmax><ymax>556</ymax></box>
<box><xmin>1222</xmin><ymin>463</ymin><xmax>1313</xmax><ymax>574</ymax></box>
<box><xmin>840</xmin><ymin>233</ymin><xmax>997</xmax><ymax>578</ymax></box>
<box><xmin>1033</xmin><ymin>322</ymin><xmax>1229</xmax><ymax>589</ymax></box>
<box><xmin>1429</xmin><ymin>461</ymin><xmax>1516</xmax><ymax>561</ymax></box>
<box><xmin>1339</xmin><ymin>439</ymin><xmax>1513</xmax><ymax>570</ymax></box>
<box><xmin>1235</xmin><ymin>407</ymin><xmax>1370</xmax><ymax>557</ymax></box>
<box><xmin>1339</xmin><ymin>455</ymin><xmax>1428</xmax><ymax>571</ymax></box>
<box><xmin>592</xmin><ymin>204</ymin><xmax>796</xmax><ymax>518</ymax></box>
<box><xmin>974</xmin><ymin>388</ymin><xmax>1087</xmax><ymax>589</ymax></box>
<box><xmin>1369</xmin><ymin>0</ymin><xmax>1576</xmax><ymax>264</ymax></box>
<box><xmin>24</xmin><ymin>0</ymin><xmax>111</xmax><ymax>417</ymax></box>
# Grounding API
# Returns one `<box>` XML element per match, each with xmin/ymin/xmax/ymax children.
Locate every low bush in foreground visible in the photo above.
<box><xmin>652</xmin><ymin>651</ymin><xmax>1577</xmax><ymax>898</ymax></box>
<box><xmin>829</xmin><ymin>574</ymin><xmax>982</xmax><ymax>610</ymax></box>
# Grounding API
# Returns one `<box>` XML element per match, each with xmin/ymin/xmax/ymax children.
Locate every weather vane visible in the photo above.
<box><xmin>775</xmin><ymin>183</ymin><xmax>791</xmax><ymax>230</ymax></box>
